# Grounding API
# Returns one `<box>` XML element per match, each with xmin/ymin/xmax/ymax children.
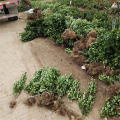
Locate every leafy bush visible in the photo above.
<box><xmin>84</xmin><ymin>28</ymin><xmax>120</xmax><ymax>69</ymax></box>
<box><xmin>55</xmin><ymin>74</ymin><xmax>76</xmax><ymax>98</ymax></box>
<box><xmin>24</xmin><ymin>67</ymin><xmax>80</xmax><ymax>99</ymax></box>
<box><xmin>20</xmin><ymin>18</ymin><xmax>47</xmax><ymax>42</ymax></box>
<box><xmin>100</xmin><ymin>93</ymin><xmax>120</xmax><ymax>118</ymax></box>
<box><xmin>99</xmin><ymin>75</ymin><xmax>120</xmax><ymax>85</ymax></box>
<box><xmin>24</xmin><ymin>67</ymin><xmax>60</xmax><ymax>95</ymax></box>
<box><xmin>30</xmin><ymin>0</ymin><xmax>47</xmax><ymax>8</ymax></box>
<box><xmin>65</xmin><ymin>16</ymin><xmax>105</xmax><ymax>38</ymax></box>
<box><xmin>55</xmin><ymin>5</ymin><xmax>80</xmax><ymax>18</ymax></box>
<box><xmin>65</xmin><ymin>16</ymin><xmax>92</xmax><ymax>38</ymax></box>
<box><xmin>44</xmin><ymin>13</ymin><xmax>67</xmax><ymax>44</ymax></box>
<box><xmin>78</xmin><ymin>79</ymin><xmax>97</xmax><ymax>115</ymax></box>
<box><xmin>17</xmin><ymin>0</ymin><xmax>31</xmax><ymax>12</ymax></box>
<box><xmin>20</xmin><ymin>1</ymin><xmax>107</xmax><ymax>43</ymax></box>
<box><xmin>59</xmin><ymin>0</ymin><xmax>111</xmax><ymax>10</ymax></box>
<box><xmin>32</xmin><ymin>2</ymin><xmax>80</xmax><ymax>18</ymax></box>
<box><xmin>13</xmin><ymin>72</ymin><xmax>27</xmax><ymax>95</ymax></box>
<box><xmin>13</xmin><ymin>67</ymin><xmax>98</xmax><ymax>116</ymax></box>
<box><xmin>67</xmin><ymin>79</ymin><xmax>80</xmax><ymax>100</ymax></box>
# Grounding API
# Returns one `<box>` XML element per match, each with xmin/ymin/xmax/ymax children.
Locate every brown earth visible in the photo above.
<box><xmin>27</xmin><ymin>7</ymin><xmax>41</xmax><ymax>20</ymax></box>
<box><xmin>83</xmin><ymin>62</ymin><xmax>120</xmax><ymax>77</ymax></box>
<box><xmin>71</xmin><ymin>30</ymin><xmax>96</xmax><ymax>66</ymax></box>
<box><xmin>108</xmin><ymin>84</ymin><xmax>120</xmax><ymax>99</ymax></box>
<box><xmin>0</xmin><ymin>11</ymin><xmax>119</xmax><ymax>120</ymax></box>
<box><xmin>24</xmin><ymin>92</ymin><xmax>82</xmax><ymax>120</ymax></box>
<box><xmin>86</xmin><ymin>62</ymin><xmax>105</xmax><ymax>77</ymax></box>
<box><xmin>61</xmin><ymin>29</ymin><xmax>78</xmax><ymax>41</ymax></box>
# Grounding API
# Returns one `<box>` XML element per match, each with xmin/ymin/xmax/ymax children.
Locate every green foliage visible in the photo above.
<box><xmin>24</xmin><ymin>67</ymin><xmax>60</xmax><ymax>95</ymax></box>
<box><xmin>24</xmin><ymin>67</ymin><xmax>80</xmax><ymax>99</ymax></box>
<box><xmin>100</xmin><ymin>93</ymin><xmax>120</xmax><ymax>118</ymax></box>
<box><xmin>30</xmin><ymin>0</ymin><xmax>45</xmax><ymax>8</ymax></box>
<box><xmin>59</xmin><ymin>0</ymin><xmax>110</xmax><ymax>10</ymax></box>
<box><xmin>99</xmin><ymin>74</ymin><xmax>120</xmax><ymax>85</ymax></box>
<box><xmin>20</xmin><ymin>1</ymin><xmax>106</xmax><ymax>43</ymax></box>
<box><xmin>65</xmin><ymin>16</ymin><xmax>106</xmax><ymax>38</ymax></box>
<box><xmin>55</xmin><ymin>6</ymin><xmax>80</xmax><ymax>18</ymax></box>
<box><xmin>13</xmin><ymin>72</ymin><xmax>27</xmax><ymax>95</ymax></box>
<box><xmin>13</xmin><ymin>67</ymin><xmax>98</xmax><ymax>116</ymax></box>
<box><xmin>65</xmin><ymin>48</ymin><xmax>72</xmax><ymax>54</ymax></box>
<box><xmin>44</xmin><ymin>13</ymin><xmax>67</xmax><ymax>44</ymax></box>
<box><xmin>57</xmin><ymin>0</ymin><xmax>119</xmax><ymax>30</ymax></box>
<box><xmin>33</xmin><ymin>2</ymin><xmax>80</xmax><ymax>18</ymax></box>
<box><xmin>17</xmin><ymin>0</ymin><xmax>31</xmax><ymax>12</ymax></box>
<box><xmin>80</xmin><ymin>10</ymin><xmax>108</xmax><ymax>22</ymax></box>
<box><xmin>78</xmin><ymin>79</ymin><xmax>97</xmax><ymax>115</ymax></box>
<box><xmin>55</xmin><ymin>74</ymin><xmax>74</xmax><ymax>98</ymax></box>
<box><xmin>80</xmin><ymin>10</ymin><xmax>113</xmax><ymax>31</ymax></box>
<box><xmin>65</xmin><ymin>16</ymin><xmax>92</xmax><ymax>37</ymax></box>
<box><xmin>20</xmin><ymin>18</ymin><xmax>47</xmax><ymax>42</ymax></box>
<box><xmin>67</xmin><ymin>79</ymin><xmax>80</xmax><ymax>100</ymax></box>
<box><xmin>84</xmin><ymin>28</ymin><xmax>120</xmax><ymax>68</ymax></box>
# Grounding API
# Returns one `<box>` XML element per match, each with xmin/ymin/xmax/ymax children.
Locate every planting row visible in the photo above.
<box><xmin>12</xmin><ymin>67</ymin><xmax>97</xmax><ymax>116</ymax></box>
<box><xmin>12</xmin><ymin>67</ymin><xmax>120</xmax><ymax>119</ymax></box>
<box><xmin>20</xmin><ymin>2</ymin><xmax>120</xmax><ymax>84</ymax></box>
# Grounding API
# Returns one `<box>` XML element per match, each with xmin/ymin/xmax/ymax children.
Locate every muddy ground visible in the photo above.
<box><xmin>0</xmin><ymin>12</ymin><xmax>117</xmax><ymax>120</ymax></box>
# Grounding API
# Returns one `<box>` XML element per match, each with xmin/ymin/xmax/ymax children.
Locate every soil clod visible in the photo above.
<box><xmin>71</xmin><ymin>30</ymin><xmax>97</xmax><ymax>66</ymax></box>
<box><xmin>109</xmin><ymin>84</ymin><xmax>120</xmax><ymax>99</ymax></box>
<box><xmin>27</xmin><ymin>7</ymin><xmax>41</xmax><ymax>20</ymax></box>
<box><xmin>10</xmin><ymin>101</ymin><xmax>16</xmax><ymax>108</ymax></box>
<box><xmin>24</xmin><ymin>97</ymin><xmax>35</xmax><ymax>106</ymax></box>
<box><xmin>23</xmin><ymin>92</ymin><xmax>81</xmax><ymax>120</ymax></box>
<box><xmin>61</xmin><ymin>29</ymin><xmax>78</xmax><ymax>41</ymax></box>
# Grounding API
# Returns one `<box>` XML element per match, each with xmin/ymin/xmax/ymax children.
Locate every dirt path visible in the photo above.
<box><xmin>0</xmin><ymin>13</ymin><xmax>109</xmax><ymax>120</ymax></box>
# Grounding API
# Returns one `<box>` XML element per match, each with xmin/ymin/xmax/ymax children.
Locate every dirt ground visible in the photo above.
<box><xmin>0</xmin><ymin>12</ymin><xmax>115</xmax><ymax>120</ymax></box>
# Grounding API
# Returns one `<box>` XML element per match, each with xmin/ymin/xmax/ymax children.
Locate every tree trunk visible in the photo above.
<box><xmin>112</xmin><ymin>13</ymin><xmax>117</xmax><ymax>30</ymax></box>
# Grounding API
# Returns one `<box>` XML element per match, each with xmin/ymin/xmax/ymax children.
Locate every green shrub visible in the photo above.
<box><xmin>44</xmin><ymin>13</ymin><xmax>67</xmax><ymax>44</ymax></box>
<box><xmin>13</xmin><ymin>67</ymin><xmax>98</xmax><ymax>116</ymax></box>
<box><xmin>99</xmin><ymin>74</ymin><xmax>120</xmax><ymax>85</ymax></box>
<box><xmin>67</xmin><ymin>79</ymin><xmax>80</xmax><ymax>100</ymax></box>
<box><xmin>38</xmin><ymin>2</ymin><xmax>80</xmax><ymax>18</ymax></box>
<box><xmin>20</xmin><ymin>18</ymin><xmax>47</xmax><ymax>42</ymax></box>
<box><xmin>13</xmin><ymin>72</ymin><xmax>27</xmax><ymax>95</ymax></box>
<box><xmin>17</xmin><ymin>0</ymin><xmax>31</xmax><ymax>12</ymax></box>
<box><xmin>55</xmin><ymin>74</ymin><xmax>74</xmax><ymax>98</ymax></box>
<box><xmin>65</xmin><ymin>16</ymin><xmax>92</xmax><ymax>37</ymax></box>
<box><xmin>100</xmin><ymin>93</ymin><xmax>120</xmax><ymax>118</ymax></box>
<box><xmin>24</xmin><ymin>67</ymin><xmax>80</xmax><ymax>99</ymax></box>
<box><xmin>56</xmin><ymin>6</ymin><xmax>80</xmax><ymax>18</ymax></box>
<box><xmin>84</xmin><ymin>28</ymin><xmax>120</xmax><ymax>69</ymax></box>
<box><xmin>24</xmin><ymin>67</ymin><xmax>60</xmax><ymax>95</ymax></box>
<box><xmin>78</xmin><ymin>79</ymin><xmax>97</xmax><ymax>115</ymax></box>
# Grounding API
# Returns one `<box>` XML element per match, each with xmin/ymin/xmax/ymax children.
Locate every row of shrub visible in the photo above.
<box><xmin>56</xmin><ymin>0</ymin><xmax>112</xmax><ymax>10</ymax></box>
<box><xmin>20</xmin><ymin>1</ymin><xmax>120</xmax><ymax>83</ymax></box>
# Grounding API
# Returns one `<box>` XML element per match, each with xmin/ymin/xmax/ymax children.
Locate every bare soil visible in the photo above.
<box><xmin>0</xmin><ymin>12</ymin><xmax>119</xmax><ymax>120</ymax></box>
